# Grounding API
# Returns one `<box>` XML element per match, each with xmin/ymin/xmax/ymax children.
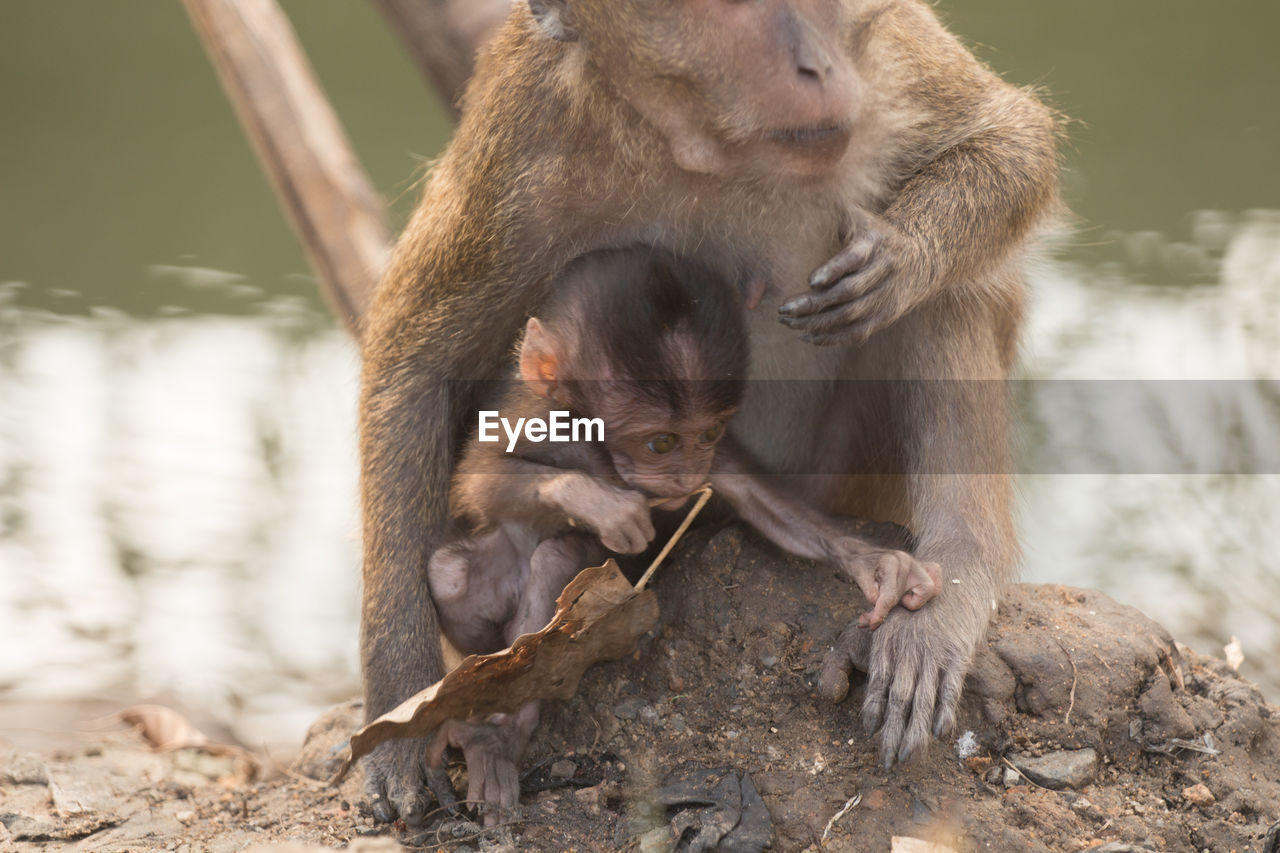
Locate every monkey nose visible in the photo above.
<box><xmin>795</xmin><ymin>51</ymin><xmax>830</xmax><ymax>85</ymax></box>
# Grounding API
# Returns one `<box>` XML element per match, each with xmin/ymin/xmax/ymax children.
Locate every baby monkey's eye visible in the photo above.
<box><xmin>647</xmin><ymin>433</ymin><xmax>677</xmax><ymax>454</ymax></box>
<box><xmin>700</xmin><ymin>422</ymin><xmax>725</xmax><ymax>442</ymax></box>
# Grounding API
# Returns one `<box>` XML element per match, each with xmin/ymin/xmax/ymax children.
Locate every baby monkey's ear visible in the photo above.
<box><xmin>518</xmin><ymin>317</ymin><xmax>561</xmax><ymax>399</ymax></box>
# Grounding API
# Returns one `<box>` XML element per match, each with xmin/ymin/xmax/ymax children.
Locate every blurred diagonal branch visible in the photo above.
<box><xmin>370</xmin><ymin>0</ymin><xmax>512</xmax><ymax>119</ymax></box>
<box><xmin>183</xmin><ymin>0</ymin><xmax>510</xmax><ymax>336</ymax></box>
<box><xmin>182</xmin><ymin>0</ymin><xmax>390</xmax><ymax>337</ymax></box>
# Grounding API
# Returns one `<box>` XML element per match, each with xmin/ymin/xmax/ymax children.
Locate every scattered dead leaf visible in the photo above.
<box><xmin>117</xmin><ymin>704</ymin><xmax>211</xmax><ymax>750</ymax></box>
<box><xmin>343</xmin><ymin>558</ymin><xmax>659</xmax><ymax>772</ymax></box>
<box><xmin>114</xmin><ymin>704</ymin><xmax>259</xmax><ymax>783</ymax></box>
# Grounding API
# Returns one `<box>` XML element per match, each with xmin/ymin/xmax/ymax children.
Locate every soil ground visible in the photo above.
<box><xmin>3</xmin><ymin>522</ymin><xmax>1278</xmax><ymax>852</ymax></box>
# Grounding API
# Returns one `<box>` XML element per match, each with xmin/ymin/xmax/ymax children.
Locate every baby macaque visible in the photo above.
<box><xmin>426</xmin><ymin>246</ymin><xmax>940</xmax><ymax>822</ymax></box>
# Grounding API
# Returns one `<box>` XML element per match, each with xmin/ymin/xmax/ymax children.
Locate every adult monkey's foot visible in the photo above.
<box><xmin>819</xmin><ymin>597</ymin><xmax>980</xmax><ymax>768</ymax></box>
<box><xmin>362</xmin><ymin>737</ymin><xmax>460</xmax><ymax>825</ymax></box>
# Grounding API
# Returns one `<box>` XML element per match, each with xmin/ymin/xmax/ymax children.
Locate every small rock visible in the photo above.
<box><xmin>1138</xmin><ymin>676</ymin><xmax>1196</xmax><ymax>741</ymax></box>
<box><xmin>613</xmin><ymin>697</ymin><xmax>646</xmax><ymax>721</ymax></box>
<box><xmin>574</xmin><ymin>783</ymin><xmax>604</xmax><ymax>813</ymax></box>
<box><xmin>549</xmin><ymin>759</ymin><xmax>576</xmax><ymax>779</ymax></box>
<box><xmin>1007</xmin><ymin>748</ymin><xmax>1097</xmax><ymax>790</ymax></box>
<box><xmin>1</xmin><ymin>812</ymin><xmax>122</xmax><ymax>842</ymax></box>
<box><xmin>290</xmin><ymin>699</ymin><xmax>362</xmax><ymax>780</ymax></box>
<box><xmin>669</xmin><ymin>675</ymin><xmax>685</xmax><ymax>693</ymax></box>
<box><xmin>175</xmin><ymin>809</ymin><xmax>196</xmax><ymax>824</ymax></box>
<box><xmin>669</xmin><ymin>714</ymin><xmax>686</xmax><ymax>734</ymax></box>
<box><xmin>1002</xmin><ymin>767</ymin><xmax>1024</xmax><ymax>787</ymax></box>
<box><xmin>0</xmin><ymin>752</ymin><xmax>49</xmax><ymax>785</ymax></box>
<box><xmin>1182</xmin><ymin>783</ymin><xmax>1215</xmax><ymax>807</ymax></box>
<box><xmin>636</xmin><ymin>826</ymin><xmax>669</xmax><ymax>853</ymax></box>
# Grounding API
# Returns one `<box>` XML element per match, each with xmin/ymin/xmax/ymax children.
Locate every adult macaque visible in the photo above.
<box><xmin>425</xmin><ymin>246</ymin><xmax>940</xmax><ymax>822</ymax></box>
<box><xmin>359</xmin><ymin>0</ymin><xmax>1058</xmax><ymax>824</ymax></box>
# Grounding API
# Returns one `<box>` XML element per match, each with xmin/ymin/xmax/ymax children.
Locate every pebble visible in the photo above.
<box><xmin>1182</xmin><ymin>783</ymin><xmax>1215</xmax><ymax>807</ymax></box>
<box><xmin>574</xmin><ymin>783</ymin><xmax>604</xmax><ymax>813</ymax></box>
<box><xmin>550</xmin><ymin>759</ymin><xmax>576</xmax><ymax>779</ymax></box>
<box><xmin>1</xmin><ymin>752</ymin><xmax>49</xmax><ymax>785</ymax></box>
<box><xmin>613</xmin><ymin>697</ymin><xmax>646</xmax><ymax>720</ymax></box>
<box><xmin>1007</xmin><ymin>749</ymin><xmax>1098</xmax><ymax>790</ymax></box>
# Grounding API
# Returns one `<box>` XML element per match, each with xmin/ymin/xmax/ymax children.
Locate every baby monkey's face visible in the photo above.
<box><xmin>601</xmin><ymin>398</ymin><xmax>735</xmax><ymax>510</ymax></box>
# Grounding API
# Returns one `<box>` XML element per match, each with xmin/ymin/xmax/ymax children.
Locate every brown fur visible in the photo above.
<box><xmin>358</xmin><ymin>0</ymin><xmax>1060</xmax><ymax>823</ymax></box>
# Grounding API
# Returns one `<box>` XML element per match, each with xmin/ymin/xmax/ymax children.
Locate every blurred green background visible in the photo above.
<box><xmin>2</xmin><ymin>1</ymin><xmax>1278</xmax><ymax>313</ymax></box>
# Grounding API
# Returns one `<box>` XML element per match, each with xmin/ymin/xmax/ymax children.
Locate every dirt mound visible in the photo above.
<box><xmin>3</xmin><ymin>523</ymin><xmax>1278</xmax><ymax>852</ymax></box>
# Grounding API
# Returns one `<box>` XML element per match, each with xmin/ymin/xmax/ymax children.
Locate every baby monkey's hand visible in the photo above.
<box><xmin>832</xmin><ymin>542</ymin><xmax>942</xmax><ymax>629</ymax></box>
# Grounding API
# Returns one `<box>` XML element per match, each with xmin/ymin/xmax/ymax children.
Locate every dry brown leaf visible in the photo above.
<box><xmin>343</xmin><ymin>558</ymin><xmax>659</xmax><ymax>773</ymax></box>
<box><xmin>114</xmin><ymin>704</ymin><xmax>259</xmax><ymax>783</ymax></box>
<box><xmin>117</xmin><ymin>704</ymin><xmax>211</xmax><ymax>750</ymax></box>
<box><xmin>337</xmin><ymin>486</ymin><xmax>712</xmax><ymax>781</ymax></box>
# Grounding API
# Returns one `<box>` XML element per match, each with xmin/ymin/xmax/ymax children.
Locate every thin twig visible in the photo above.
<box><xmin>635</xmin><ymin>485</ymin><xmax>713</xmax><ymax>591</ymax></box>
<box><xmin>820</xmin><ymin>792</ymin><xmax>862</xmax><ymax>845</ymax></box>
<box><xmin>1055</xmin><ymin>638</ymin><xmax>1078</xmax><ymax>726</ymax></box>
<box><xmin>588</xmin><ymin>712</ymin><xmax>603</xmax><ymax>754</ymax></box>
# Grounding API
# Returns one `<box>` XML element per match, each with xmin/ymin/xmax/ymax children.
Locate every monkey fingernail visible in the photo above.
<box><xmin>781</xmin><ymin>297</ymin><xmax>819</xmax><ymax>316</ymax></box>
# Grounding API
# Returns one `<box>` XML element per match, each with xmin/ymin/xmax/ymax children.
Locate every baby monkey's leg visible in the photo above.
<box><xmin>429</xmin><ymin>533</ymin><xmax>602</xmax><ymax>826</ymax></box>
<box><xmin>427</xmin><ymin>529</ymin><xmax>527</xmax><ymax>657</ymax></box>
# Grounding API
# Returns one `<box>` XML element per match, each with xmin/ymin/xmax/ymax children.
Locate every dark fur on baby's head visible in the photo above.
<box><xmin>542</xmin><ymin>245</ymin><xmax>749</xmax><ymax>418</ymax></box>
